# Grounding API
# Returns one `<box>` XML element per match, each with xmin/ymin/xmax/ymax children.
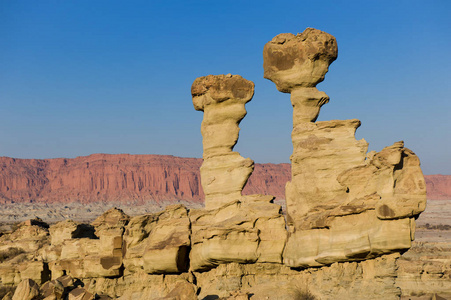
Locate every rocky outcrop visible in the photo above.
<box><xmin>0</xmin><ymin>154</ymin><xmax>203</xmax><ymax>205</ymax></box>
<box><xmin>123</xmin><ymin>205</ymin><xmax>190</xmax><ymax>274</ymax></box>
<box><xmin>263</xmin><ymin>28</ymin><xmax>427</xmax><ymax>269</ymax></box>
<box><xmin>0</xmin><ymin>27</ymin><xmax>439</xmax><ymax>300</ymax></box>
<box><xmin>189</xmin><ymin>196</ymin><xmax>286</xmax><ymax>271</ymax></box>
<box><xmin>396</xmin><ymin>241</ymin><xmax>451</xmax><ymax>299</ymax></box>
<box><xmin>191</xmin><ymin>74</ymin><xmax>255</xmax><ymax>209</ymax></box>
<box><xmin>189</xmin><ymin>74</ymin><xmax>288</xmax><ymax>272</ymax></box>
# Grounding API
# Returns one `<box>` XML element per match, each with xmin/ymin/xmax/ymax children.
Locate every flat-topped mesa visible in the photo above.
<box><xmin>263</xmin><ymin>28</ymin><xmax>337</xmax><ymax>123</ymax></box>
<box><xmin>191</xmin><ymin>74</ymin><xmax>255</xmax><ymax>210</ymax></box>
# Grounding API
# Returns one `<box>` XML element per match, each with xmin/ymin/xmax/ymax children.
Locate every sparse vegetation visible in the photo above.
<box><xmin>421</xmin><ymin>223</ymin><xmax>451</xmax><ymax>230</ymax></box>
<box><xmin>291</xmin><ymin>284</ymin><xmax>317</xmax><ymax>300</ymax></box>
<box><xmin>0</xmin><ymin>247</ymin><xmax>25</xmax><ymax>263</ymax></box>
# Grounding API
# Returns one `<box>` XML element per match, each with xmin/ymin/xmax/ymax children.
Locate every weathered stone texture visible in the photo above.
<box><xmin>189</xmin><ymin>196</ymin><xmax>286</xmax><ymax>271</ymax></box>
<box><xmin>0</xmin><ymin>27</ymin><xmax>434</xmax><ymax>300</ymax></box>
<box><xmin>191</xmin><ymin>74</ymin><xmax>255</xmax><ymax>210</ymax></box>
<box><xmin>123</xmin><ymin>204</ymin><xmax>190</xmax><ymax>274</ymax></box>
<box><xmin>263</xmin><ymin>28</ymin><xmax>427</xmax><ymax>269</ymax></box>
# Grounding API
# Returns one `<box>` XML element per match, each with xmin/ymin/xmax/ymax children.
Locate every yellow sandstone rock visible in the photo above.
<box><xmin>11</xmin><ymin>279</ymin><xmax>40</xmax><ymax>300</ymax></box>
<box><xmin>123</xmin><ymin>204</ymin><xmax>190</xmax><ymax>274</ymax></box>
<box><xmin>263</xmin><ymin>28</ymin><xmax>427</xmax><ymax>268</ymax></box>
<box><xmin>191</xmin><ymin>74</ymin><xmax>255</xmax><ymax>210</ymax></box>
<box><xmin>189</xmin><ymin>197</ymin><xmax>286</xmax><ymax>271</ymax></box>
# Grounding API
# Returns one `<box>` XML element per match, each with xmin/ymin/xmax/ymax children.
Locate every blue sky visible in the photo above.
<box><xmin>1</xmin><ymin>1</ymin><xmax>450</xmax><ymax>174</ymax></box>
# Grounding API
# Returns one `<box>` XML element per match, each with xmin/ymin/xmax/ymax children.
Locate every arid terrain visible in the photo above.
<box><xmin>0</xmin><ymin>153</ymin><xmax>449</xmax><ymax>224</ymax></box>
<box><xmin>1</xmin><ymin>26</ymin><xmax>450</xmax><ymax>299</ymax></box>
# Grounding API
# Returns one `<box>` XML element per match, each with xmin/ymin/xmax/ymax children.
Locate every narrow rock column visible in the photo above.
<box><xmin>263</xmin><ymin>28</ymin><xmax>340</xmax><ymax>220</ymax></box>
<box><xmin>191</xmin><ymin>74</ymin><xmax>255</xmax><ymax>210</ymax></box>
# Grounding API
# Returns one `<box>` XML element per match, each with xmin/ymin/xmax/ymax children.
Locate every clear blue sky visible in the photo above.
<box><xmin>1</xmin><ymin>1</ymin><xmax>450</xmax><ymax>175</ymax></box>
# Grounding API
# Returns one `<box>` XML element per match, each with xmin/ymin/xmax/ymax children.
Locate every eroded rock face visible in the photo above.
<box><xmin>194</xmin><ymin>256</ymin><xmax>401</xmax><ymax>300</ymax></box>
<box><xmin>123</xmin><ymin>205</ymin><xmax>190</xmax><ymax>274</ymax></box>
<box><xmin>0</xmin><ymin>154</ymin><xmax>444</xmax><ymax>210</ymax></box>
<box><xmin>190</xmin><ymin>74</ymin><xmax>287</xmax><ymax>272</ymax></box>
<box><xmin>11</xmin><ymin>279</ymin><xmax>40</xmax><ymax>300</ymax></box>
<box><xmin>189</xmin><ymin>196</ymin><xmax>286</xmax><ymax>271</ymax></box>
<box><xmin>263</xmin><ymin>28</ymin><xmax>427</xmax><ymax>268</ymax></box>
<box><xmin>263</xmin><ymin>28</ymin><xmax>337</xmax><ymax>123</ymax></box>
<box><xmin>0</xmin><ymin>27</ymin><xmax>434</xmax><ymax>300</ymax></box>
<box><xmin>48</xmin><ymin>208</ymin><xmax>128</xmax><ymax>279</ymax></box>
<box><xmin>191</xmin><ymin>74</ymin><xmax>255</xmax><ymax>210</ymax></box>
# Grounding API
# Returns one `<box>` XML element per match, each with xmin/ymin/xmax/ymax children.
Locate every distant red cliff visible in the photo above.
<box><xmin>0</xmin><ymin>154</ymin><xmax>290</xmax><ymax>204</ymax></box>
<box><xmin>424</xmin><ymin>174</ymin><xmax>451</xmax><ymax>200</ymax></box>
<box><xmin>0</xmin><ymin>154</ymin><xmax>448</xmax><ymax>204</ymax></box>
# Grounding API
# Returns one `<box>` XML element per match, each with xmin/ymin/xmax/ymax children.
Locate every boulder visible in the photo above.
<box><xmin>189</xmin><ymin>196</ymin><xmax>286</xmax><ymax>271</ymax></box>
<box><xmin>11</xmin><ymin>279</ymin><xmax>40</xmax><ymax>300</ymax></box>
<box><xmin>51</xmin><ymin>208</ymin><xmax>129</xmax><ymax>278</ymax></box>
<box><xmin>123</xmin><ymin>204</ymin><xmax>190</xmax><ymax>274</ymax></box>
<box><xmin>49</xmin><ymin>220</ymin><xmax>96</xmax><ymax>246</ymax></box>
<box><xmin>67</xmin><ymin>287</ymin><xmax>94</xmax><ymax>300</ymax></box>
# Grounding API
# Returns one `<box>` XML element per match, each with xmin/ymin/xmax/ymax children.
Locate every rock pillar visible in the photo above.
<box><xmin>191</xmin><ymin>74</ymin><xmax>255</xmax><ymax>210</ymax></box>
<box><xmin>264</xmin><ymin>28</ymin><xmax>427</xmax><ymax>268</ymax></box>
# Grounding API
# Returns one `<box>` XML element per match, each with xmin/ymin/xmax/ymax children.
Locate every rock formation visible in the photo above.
<box><xmin>190</xmin><ymin>74</ymin><xmax>287</xmax><ymax>271</ymax></box>
<box><xmin>263</xmin><ymin>28</ymin><xmax>427</xmax><ymax>269</ymax></box>
<box><xmin>191</xmin><ymin>74</ymin><xmax>255</xmax><ymax>209</ymax></box>
<box><xmin>0</xmin><ymin>154</ymin><xmax>445</xmax><ymax>209</ymax></box>
<box><xmin>0</xmin><ymin>28</ymin><xmax>440</xmax><ymax>299</ymax></box>
<box><xmin>0</xmin><ymin>155</ymin><xmax>292</xmax><ymax>206</ymax></box>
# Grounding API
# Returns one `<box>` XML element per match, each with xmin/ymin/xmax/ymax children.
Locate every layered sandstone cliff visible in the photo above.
<box><xmin>0</xmin><ymin>154</ymin><xmax>291</xmax><ymax>205</ymax></box>
<box><xmin>1</xmin><ymin>155</ymin><xmax>445</xmax><ymax>206</ymax></box>
<box><xmin>425</xmin><ymin>174</ymin><xmax>451</xmax><ymax>200</ymax></box>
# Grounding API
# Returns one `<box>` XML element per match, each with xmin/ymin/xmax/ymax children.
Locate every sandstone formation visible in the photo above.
<box><xmin>189</xmin><ymin>74</ymin><xmax>288</xmax><ymax>273</ymax></box>
<box><xmin>191</xmin><ymin>74</ymin><xmax>255</xmax><ymax>209</ymax></box>
<box><xmin>396</xmin><ymin>241</ymin><xmax>451</xmax><ymax>299</ymax></box>
<box><xmin>123</xmin><ymin>204</ymin><xmax>190</xmax><ymax>274</ymax></box>
<box><xmin>0</xmin><ymin>154</ymin><xmax>203</xmax><ymax>205</ymax></box>
<box><xmin>263</xmin><ymin>28</ymin><xmax>427</xmax><ymax>269</ymax></box>
<box><xmin>189</xmin><ymin>196</ymin><xmax>286</xmax><ymax>271</ymax></box>
<box><xmin>0</xmin><ymin>27</ymin><xmax>440</xmax><ymax>300</ymax></box>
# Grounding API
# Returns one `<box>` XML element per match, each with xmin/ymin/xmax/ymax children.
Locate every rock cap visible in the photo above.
<box><xmin>263</xmin><ymin>27</ymin><xmax>338</xmax><ymax>92</ymax></box>
<box><xmin>191</xmin><ymin>74</ymin><xmax>254</xmax><ymax>111</ymax></box>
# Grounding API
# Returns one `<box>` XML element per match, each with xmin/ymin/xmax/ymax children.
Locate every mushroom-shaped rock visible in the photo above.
<box><xmin>191</xmin><ymin>74</ymin><xmax>255</xmax><ymax>209</ymax></box>
<box><xmin>263</xmin><ymin>28</ymin><xmax>337</xmax><ymax>123</ymax></box>
<box><xmin>191</xmin><ymin>74</ymin><xmax>254</xmax><ymax>112</ymax></box>
<box><xmin>263</xmin><ymin>28</ymin><xmax>337</xmax><ymax>92</ymax></box>
<box><xmin>191</xmin><ymin>74</ymin><xmax>254</xmax><ymax>156</ymax></box>
<box><xmin>264</xmin><ymin>29</ymin><xmax>427</xmax><ymax>269</ymax></box>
